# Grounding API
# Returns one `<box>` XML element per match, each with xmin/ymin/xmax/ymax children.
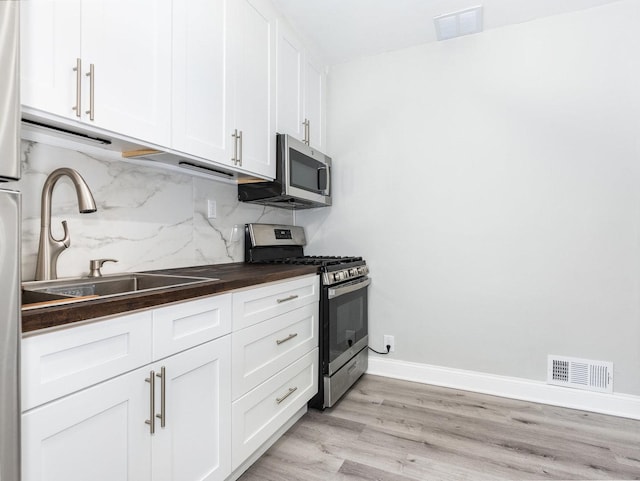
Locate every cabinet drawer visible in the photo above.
<box><xmin>232</xmin><ymin>275</ymin><xmax>319</xmax><ymax>330</ymax></box>
<box><xmin>232</xmin><ymin>303</ymin><xmax>318</xmax><ymax>399</ymax></box>
<box><xmin>231</xmin><ymin>348</ymin><xmax>318</xmax><ymax>470</ymax></box>
<box><xmin>22</xmin><ymin>311</ymin><xmax>153</xmax><ymax>411</ymax></box>
<box><xmin>153</xmin><ymin>294</ymin><xmax>232</xmax><ymax>360</ymax></box>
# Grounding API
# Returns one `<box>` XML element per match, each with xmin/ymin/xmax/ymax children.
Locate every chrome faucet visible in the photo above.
<box><xmin>35</xmin><ymin>168</ymin><xmax>97</xmax><ymax>280</ymax></box>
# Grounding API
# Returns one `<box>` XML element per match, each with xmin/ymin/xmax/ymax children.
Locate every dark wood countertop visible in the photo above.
<box><xmin>22</xmin><ymin>263</ymin><xmax>319</xmax><ymax>334</ymax></box>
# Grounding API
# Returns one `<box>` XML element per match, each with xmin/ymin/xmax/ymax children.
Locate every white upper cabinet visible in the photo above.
<box><xmin>20</xmin><ymin>0</ymin><xmax>81</xmax><ymax>120</ymax></box>
<box><xmin>21</xmin><ymin>0</ymin><xmax>318</xmax><ymax>180</ymax></box>
<box><xmin>276</xmin><ymin>21</ymin><xmax>326</xmax><ymax>151</ymax></box>
<box><xmin>80</xmin><ymin>0</ymin><xmax>172</xmax><ymax>143</ymax></box>
<box><xmin>171</xmin><ymin>0</ymin><xmax>277</xmax><ymax>178</ymax></box>
<box><xmin>21</xmin><ymin>0</ymin><xmax>172</xmax><ymax>146</ymax></box>
<box><xmin>229</xmin><ymin>0</ymin><xmax>278</xmax><ymax>179</ymax></box>
<box><xmin>276</xmin><ymin>22</ymin><xmax>305</xmax><ymax>142</ymax></box>
<box><xmin>303</xmin><ymin>52</ymin><xmax>326</xmax><ymax>151</ymax></box>
<box><xmin>172</xmin><ymin>0</ymin><xmax>233</xmax><ymax>165</ymax></box>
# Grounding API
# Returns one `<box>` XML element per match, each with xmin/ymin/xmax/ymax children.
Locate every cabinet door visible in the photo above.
<box><xmin>231</xmin><ymin>0</ymin><xmax>277</xmax><ymax>179</ymax></box>
<box><xmin>81</xmin><ymin>0</ymin><xmax>171</xmax><ymax>144</ymax></box>
<box><xmin>172</xmin><ymin>0</ymin><xmax>234</xmax><ymax>164</ymax></box>
<box><xmin>22</xmin><ymin>368</ymin><xmax>151</xmax><ymax>481</ymax></box>
<box><xmin>152</xmin><ymin>337</ymin><xmax>231</xmax><ymax>481</ymax></box>
<box><xmin>275</xmin><ymin>21</ymin><xmax>304</xmax><ymax>141</ymax></box>
<box><xmin>304</xmin><ymin>52</ymin><xmax>326</xmax><ymax>151</ymax></box>
<box><xmin>20</xmin><ymin>0</ymin><xmax>81</xmax><ymax>118</ymax></box>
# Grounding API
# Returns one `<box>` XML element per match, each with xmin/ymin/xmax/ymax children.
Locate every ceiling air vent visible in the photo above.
<box><xmin>547</xmin><ymin>355</ymin><xmax>613</xmax><ymax>393</ymax></box>
<box><xmin>434</xmin><ymin>5</ymin><xmax>483</xmax><ymax>41</ymax></box>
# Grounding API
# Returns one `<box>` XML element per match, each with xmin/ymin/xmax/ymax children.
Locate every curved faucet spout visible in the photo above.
<box><xmin>35</xmin><ymin>168</ymin><xmax>97</xmax><ymax>281</ymax></box>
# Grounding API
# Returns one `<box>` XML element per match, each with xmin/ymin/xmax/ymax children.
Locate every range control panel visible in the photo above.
<box><xmin>274</xmin><ymin>228</ymin><xmax>292</xmax><ymax>240</ymax></box>
<box><xmin>323</xmin><ymin>265</ymin><xmax>369</xmax><ymax>285</ymax></box>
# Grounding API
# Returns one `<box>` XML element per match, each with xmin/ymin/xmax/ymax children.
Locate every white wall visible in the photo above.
<box><xmin>9</xmin><ymin>141</ymin><xmax>292</xmax><ymax>280</ymax></box>
<box><xmin>297</xmin><ymin>1</ymin><xmax>640</xmax><ymax>395</ymax></box>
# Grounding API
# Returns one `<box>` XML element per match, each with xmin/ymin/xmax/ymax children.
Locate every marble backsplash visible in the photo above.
<box><xmin>7</xmin><ymin>141</ymin><xmax>292</xmax><ymax>281</ymax></box>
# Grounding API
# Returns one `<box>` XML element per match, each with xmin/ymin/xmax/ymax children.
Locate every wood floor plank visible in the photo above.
<box><xmin>239</xmin><ymin>375</ymin><xmax>640</xmax><ymax>480</ymax></box>
<box><xmin>336</xmin><ymin>459</ymin><xmax>418</xmax><ymax>481</ymax></box>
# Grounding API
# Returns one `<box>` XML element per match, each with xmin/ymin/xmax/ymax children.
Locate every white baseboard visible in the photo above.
<box><xmin>367</xmin><ymin>357</ymin><xmax>640</xmax><ymax>420</ymax></box>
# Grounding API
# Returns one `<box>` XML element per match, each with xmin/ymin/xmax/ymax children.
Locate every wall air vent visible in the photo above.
<box><xmin>434</xmin><ymin>5</ymin><xmax>483</xmax><ymax>41</ymax></box>
<box><xmin>547</xmin><ymin>355</ymin><xmax>613</xmax><ymax>393</ymax></box>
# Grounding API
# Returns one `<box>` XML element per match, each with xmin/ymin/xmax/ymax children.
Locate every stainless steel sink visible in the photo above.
<box><xmin>22</xmin><ymin>273</ymin><xmax>216</xmax><ymax>306</ymax></box>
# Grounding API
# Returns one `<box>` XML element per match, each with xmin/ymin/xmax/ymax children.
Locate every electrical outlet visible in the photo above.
<box><xmin>383</xmin><ymin>335</ymin><xmax>395</xmax><ymax>353</ymax></box>
<box><xmin>207</xmin><ymin>199</ymin><xmax>217</xmax><ymax>219</ymax></box>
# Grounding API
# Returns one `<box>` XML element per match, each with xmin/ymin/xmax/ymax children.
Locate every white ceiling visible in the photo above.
<box><xmin>270</xmin><ymin>0</ymin><xmax>624</xmax><ymax>65</ymax></box>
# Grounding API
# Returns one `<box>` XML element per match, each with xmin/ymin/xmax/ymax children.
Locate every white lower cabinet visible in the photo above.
<box><xmin>231</xmin><ymin>303</ymin><xmax>318</xmax><ymax>399</ymax></box>
<box><xmin>152</xmin><ymin>337</ymin><xmax>231</xmax><ymax>481</ymax></box>
<box><xmin>22</xmin><ymin>366</ymin><xmax>151</xmax><ymax>481</ymax></box>
<box><xmin>22</xmin><ymin>336</ymin><xmax>231</xmax><ymax>481</ymax></box>
<box><xmin>231</xmin><ymin>348</ymin><xmax>318</xmax><ymax>470</ymax></box>
<box><xmin>229</xmin><ymin>275</ymin><xmax>319</xmax><ymax>476</ymax></box>
<box><xmin>21</xmin><ymin>275</ymin><xmax>319</xmax><ymax>481</ymax></box>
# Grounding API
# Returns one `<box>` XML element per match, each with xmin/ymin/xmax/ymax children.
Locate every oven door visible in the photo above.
<box><xmin>325</xmin><ymin>277</ymin><xmax>369</xmax><ymax>375</ymax></box>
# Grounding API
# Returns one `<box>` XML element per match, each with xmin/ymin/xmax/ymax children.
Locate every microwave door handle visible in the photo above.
<box><xmin>318</xmin><ymin>165</ymin><xmax>331</xmax><ymax>195</ymax></box>
<box><xmin>325</xmin><ymin>164</ymin><xmax>331</xmax><ymax>196</ymax></box>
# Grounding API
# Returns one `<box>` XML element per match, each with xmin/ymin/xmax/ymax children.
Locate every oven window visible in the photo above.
<box><xmin>290</xmin><ymin>149</ymin><xmax>324</xmax><ymax>194</ymax></box>
<box><xmin>328</xmin><ymin>284</ymin><xmax>368</xmax><ymax>364</ymax></box>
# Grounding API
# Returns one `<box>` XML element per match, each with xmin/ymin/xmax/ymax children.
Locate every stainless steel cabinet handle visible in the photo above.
<box><xmin>85</xmin><ymin>63</ymin><xmax>95</xmax><ymax>121</ymax></box>
<box><xmin>276</xmin><ymin>333</ymin><xmax>298</xmax><ymax>345</ymax></box>
<box><xmin>276</xmin><ymin>294</ymin><xmax>298</xmax><ymax>304</ymax></box>
<box><xmin>72</xmin><ymin>58</ymin><xmax>82</xmax><ymax>117</ymax></box>
<box><xmin>238</xmin><ymin>130</ymin><xmax>243</xmax><ymax>166</ymax></box>
<box><xmin>231</xmin><ymin>129</ymin><xmax>239</xmax><ymax>164</ymax></box>
<box><xmin>156</xmin><ymin>367</ymin><xmax>166</xmax><ymax>428</ymax></box>
<box><xmin>276</xmin><ymin>386</ymin><xmax>297</xmax><ymax>404</ymax></box>
<box><xmin>302</xmin><ymin>119</ymin><xmax>310</xmax><ymax>145</ymax></box>
<box><xmin>145</xmin><ymin>370</ymin><xmax>156</xmax><ymax>434</ymax></box>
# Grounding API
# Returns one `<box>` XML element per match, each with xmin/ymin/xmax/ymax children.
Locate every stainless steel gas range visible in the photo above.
<box><xmin>245</xmin><ymin>223</ymin><xmax>369</xmax><ymax>409</ymax></box>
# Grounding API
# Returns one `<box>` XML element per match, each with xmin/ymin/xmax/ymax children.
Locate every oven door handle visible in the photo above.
<box><xmin>328</xmin><ymin>278</ymin><xmax>370</xmax><ymax>299</ymax></box>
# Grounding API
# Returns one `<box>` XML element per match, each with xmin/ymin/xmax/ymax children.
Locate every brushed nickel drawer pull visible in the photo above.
<box><xmin>72</xmin><ymin>58</ymin><xmax>81</xmax><ymax>117</ymax></box>
<box><xmin>303</xmin><ymin>119</ymin><xmax>310</xmax><ymax>145</ymax></box>
<box><xmin>85</xmin><ymin>63</ymin><xmax>95</xmax><ymax>121</ymax></box>
<box><xmin>276</xmin><ymin>333</ymin><xmax>298</xmax><ymax>345</ymax></box>
<box><xmin>231</xmin><ymin>129</ymin><xmax>239</xmax><ymax>164</ymax></box>
<box><xmin>238</xmin><ymin>130</ymin><xmax>243</xmax><ymax>166</ymax></box>
<box><xmin>156</xmin><ymin>366</ymin><xmax>166</xmax><ymax>428</ymax></box>
<box><xmin>145</xmin><ymin>370</ymin><xmax>156</xmax><ymax>434</ymax></box>
<box><xmin>276</xmin><ymin>386</ymin><xmax>297</xmax><ymax>404</ymax></box>
<box><xmin>276</xmin><ymin>294</ymin><xmax>298</xmax><ymax>304</ymax></box>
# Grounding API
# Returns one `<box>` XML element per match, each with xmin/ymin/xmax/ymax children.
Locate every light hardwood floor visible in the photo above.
<box><xmin>239</xmin><ymin>374</ymin><xmax>640</xmax><ymax>480</ymax></box>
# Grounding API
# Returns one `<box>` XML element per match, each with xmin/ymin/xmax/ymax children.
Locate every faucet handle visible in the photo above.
<box><xmin>59</xmin><ymin>220</ymin><xmax>70</xmax><ymax>248</ymax></box>
<box><xmin>89</xmin><ymin>258</ymin><xmax>118</xmax><ymax>277</ymax></box>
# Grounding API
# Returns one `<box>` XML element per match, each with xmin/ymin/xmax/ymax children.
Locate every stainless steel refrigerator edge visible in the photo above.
<box><xmin>0</xmin><ymin>2</ymin><xmax>21</xmax><ymax>480</ymax></box>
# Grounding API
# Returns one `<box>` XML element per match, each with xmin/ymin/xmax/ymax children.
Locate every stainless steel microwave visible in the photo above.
<box><xmin>238</xmin><ymin>134</ymin><xmax>331</xmax><ymax>209</ymax></box>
